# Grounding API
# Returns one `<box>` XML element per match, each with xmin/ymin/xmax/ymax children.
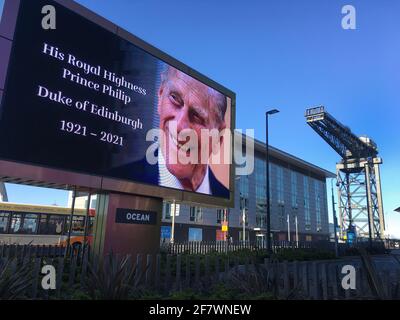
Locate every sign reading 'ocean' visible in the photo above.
<box><xmin>115</xmin><ymin>208</ymin><xmax>157</xmax><ymax>225</ymax></box>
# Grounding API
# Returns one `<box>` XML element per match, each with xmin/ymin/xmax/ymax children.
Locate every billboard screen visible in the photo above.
<box><xmin>0</xmin><ymin>0</ymin><xmax>233</xmax><ymax>200</ymax></box>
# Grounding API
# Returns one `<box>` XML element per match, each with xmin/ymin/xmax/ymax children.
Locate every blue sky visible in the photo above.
<box><xmin>3</xmin><ymin>0</ymin><xmax>400</xmax><ymax>236</ymax></box>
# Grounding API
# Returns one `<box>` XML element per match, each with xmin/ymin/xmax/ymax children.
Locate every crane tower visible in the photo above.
<box><xmin>305</xmin><ymin>106</ymin><xmax>384</xmax><ymax>240</ymax></box>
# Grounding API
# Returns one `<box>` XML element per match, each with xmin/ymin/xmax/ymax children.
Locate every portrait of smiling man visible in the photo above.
<box><xmin>109</xmin><ymin>65</ymin><xmax>230</xmax><ymax>198</ymax></box>
<box><xmin>156</xmin><ymin>66</ymin><xmax>229</xmax><ymax>197</ymax></box>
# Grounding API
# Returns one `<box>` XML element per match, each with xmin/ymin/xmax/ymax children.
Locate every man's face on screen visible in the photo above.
<box><xmin>157</xmin><ymin>68</ymin><xmax>225</xmax><ymax>185</ymax></box>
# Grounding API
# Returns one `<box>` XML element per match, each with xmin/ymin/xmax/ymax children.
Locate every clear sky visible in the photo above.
<box><xmin>2</xmin><ymin>0</ymin><xmax>400</xmax><ymax>236</ymax></box>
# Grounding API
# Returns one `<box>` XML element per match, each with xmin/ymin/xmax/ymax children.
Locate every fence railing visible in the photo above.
<box><xmin>164</xmin><ymin>239</ymin><xmax>399</xmax><ymax>255</ymax></box>
<box><xmin>0</xmin><ymin>243</ymin><xmax>67</xmax><ymax>259</ymax></box>
<box><xmin>164</xmin><ymin>240</ymin><xmax>335</xmax><ymax>255</ymax></box>
<box><xmin>1</xmin><ymin>244</ymin><xmax>400</xmax><ymax>300</ymax></box>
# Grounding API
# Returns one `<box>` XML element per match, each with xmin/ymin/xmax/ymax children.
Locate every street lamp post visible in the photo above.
<box><xmin>266</xmin><ymin>109</ymin><xmax>280</xmax><ymax>254</ymax></box>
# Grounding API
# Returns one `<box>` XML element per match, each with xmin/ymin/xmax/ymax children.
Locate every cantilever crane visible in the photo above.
<box><xmin>305</xmin><ymin>106</ymin><xmax>385</xmax><ymax>240</ymax></box>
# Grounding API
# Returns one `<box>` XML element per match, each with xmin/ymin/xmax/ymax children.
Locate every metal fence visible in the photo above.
<box><xmin>1</xmin><ymin>243</ymin><xmax>400</xmax><ymax>300</ymax></box>
<box><xmin>164</xmin><ymin>238</ymin><xmax>399</xmax><ymax>255</ymax></box>
<box><xmin>164</xmin><ymin>240</ymin><xmax>334</xmax><ymax>254</ymax></box>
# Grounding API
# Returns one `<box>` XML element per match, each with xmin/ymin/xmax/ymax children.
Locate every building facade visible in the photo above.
<box><xmin>0</xmin><ymin>182</ymin><xmax>7</xmax><ymax>202</ymax></box>
<box><xmin>161</xmin><ymin>136</ymin><xmax>334</xmax><ymax>243</ymax></box>
<box><xmin>65</xmin><ymin>135</ymin><xmax>334</xmax><ymax>244</ymax></box>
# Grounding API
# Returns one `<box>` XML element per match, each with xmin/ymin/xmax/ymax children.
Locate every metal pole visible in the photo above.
<box><xmin>66</xmin><ymin>186</ymin><xmax>77</xmax><ymax>256</ymax></box>
<box><xmin>265</xmin><ymin>112</ymin><xmax>272</xmax><ymax>253</ymax></box>
<box><xmin>331</xmin><ymin>179</ymin><xmax>339</xmax><ymax>257</ymax></box>
<box><xmin>224</xmin><ymin>208</ymin><xmax>227</xmax><ymax>242</ymax></box>
<box><xmin>83</xmin><ymin>191</ymin><xmax>91</xmax><ymax>249</ymax></box>
<box><xmin>345</xmin><ymin>172</ymin><xmax>353</xmax><ymax>228</ymax></box>
<box><xmin>295</xmin><ymin>214</ymin><xmax>299</xmax><ymax>247</ymax></box>
<box><xmin>242</xmin><ymin>207</ymin><xmax>246</xmax><ymax>243</ymax></box>
<box><xmin>373</xmin><ymin>161</ymin><xmax>385</xmax><ymax>238</ymax></box>
<box><xmin>287</xmin><ymin>213</ymin><xmax>290</xmax><ymax>242</ymax></box>
<box><xmin>171</xmin><ymin>200</ymin><xmax>176</xmax><ymax>244</ymax></box>
<box><xmin>364</xmin><ymin>163</ymin><xmax>374</xmax><ymax>250</ymax></box>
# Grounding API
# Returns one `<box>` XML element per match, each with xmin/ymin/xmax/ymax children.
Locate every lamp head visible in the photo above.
<box><xmin>266</xmin><ymin>109</ymin><xmax>280</xmax><ymax>115</ymax></box>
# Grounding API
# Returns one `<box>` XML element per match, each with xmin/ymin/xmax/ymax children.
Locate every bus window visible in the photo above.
<box><xmin>39</xmin><ymin>215</ymin><xmax>65</xmax><ymax>235</ymax></box>
<box><xmin>88</xmin><ymin>216</ymin><xmax>95</xmax><ymax>234</ymax></box>
<box><xmin>0</xmin><ymin>212</ymin><xmax>9</xmax><ymax>233</ymax></box>
<box><xmin>54</xmin><ymin>216</ymin><xmax>65</xmax><ymax>235</ymax></box>
<box><xmin>21</xmin><ymin>214</ymin><xmax>39</xmax><ymax>234</ymax></box>
<box><xmin>72</xmin><ymin>216</ymin><xmax>85</xmax><ymax>234</ymax></box>
<box><xmin>64</xmin><ymin>216</ymin><xmax>87</xmax><ymax>235</ymax></box>
<box><xmin>10</xmin><ymin>213</ymin><xmax>22</xmax><ymax>233</ymax></box>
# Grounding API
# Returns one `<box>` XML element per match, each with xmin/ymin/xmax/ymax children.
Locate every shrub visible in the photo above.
<box><xmin>0</xmin><ymin>258</ymin><xmax>33</xmax><ymax>300</ymax></box>
<box><xmin>84</xmin><ymin>252</ymin><xmax>146</xmax><ymax>300</ymax></box>
<box><xmin>272</xmin><ymin>248</ymin><xmax>336</xmax><ymax>262</ymax></box>
<box><xmin>220</xmin><ymin>263</ymin><xmax>275</xmax><ymax>300</ymax></box>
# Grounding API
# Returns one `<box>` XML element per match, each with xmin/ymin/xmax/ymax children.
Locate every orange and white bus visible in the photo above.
<box><xmin>0</xmin><ymin>202</ymin><xmax>95</xmax><ymax>247</ymax></box>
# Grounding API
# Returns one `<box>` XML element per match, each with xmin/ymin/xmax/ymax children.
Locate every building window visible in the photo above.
<box><xmin>239</xmin><ymin>175</ymin><xmax>249</xmax><ymax>218</ymax></box>
<box><xmin>161</xmin><ymin>226</ymin><xmax>171</xmax><ymax>240</ymax></box>
<box><xmin>277</xmin><ymin>166</ymin><xmax>285</xmax><ymax>205</ymax></box>
<box><xmin>217</xmin><ymin>209</ymin><xmax>224</xmax><ymax>224</ymax></box>
<box><xmin>255</xmin><ymin>157</ymin><xmax>267</xmax><ymax>228</ymax></box>
<box><xmin>163</xmin><ymin>202</ymin><xmax>172</xmax><ymax>220</ymax></box>
<box><xmin>269</xmin><ymin>163</ymin><xmax>272</xmax><ymax>196</ymax></box>
<box><xmin>240</xmin><ymin>197</ymin><xmax>249</xmax><ymax>211</ymax></box>
<box><xmin>189</xmin><ymin>207</ymin><xmax>203</xmax><ymax>223</ymax></box>
<box><xmin>315</xmin><ymin>180</ymin><xmax>322</xmax><ymax>232</ymax></box>
<box><xmin>304</xmin><ymin>176</ymin><xmax>311</xmax><ymax>230</ymax></box>
<box><xmin>239</xmin><ymin>174</ymin><xmax>249</xmax><ymax>227</ymax></box>
<box><xmin>279</xmin><ymin>205</ymin><xmax>285</xmax><ymax>229</ymax></box>
<box><xmin>239</xmin><ymin>175</ymin><xmax>249</xmax><ymax>198</ymax></box>
<box><xmin>256</xmin><ymin>214</ymin><xmax>267</xmax><ymax>228</ymax></box>
<box><xmin>189</xmin><ymin>228</ymin><xmax>202</xmax><ymax>241</ymax></box>
<box><xmin>239</xmin><ymin>230</ymin><xmax>250</xmax><ymax>242</ymax></box>
<box><xmin>291</xmin><ymin>171</ymin><xmax>298</xmax><ymax>208</ymax></box>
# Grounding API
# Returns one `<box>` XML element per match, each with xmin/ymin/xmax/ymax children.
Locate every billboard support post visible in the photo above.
<box><xmin>66</xmin><ymin>186</ymin><xmax>76</xmax><ymax>256</ymax></box>
<box><xmin>83</xmin><ymin>191</ymin><xmax>92</xmax><ymax>249</ymax></box>
<box><xmin>91</xmin><ymin>192</ymin><xmax>163</xmax><ymax>258</ymax></box>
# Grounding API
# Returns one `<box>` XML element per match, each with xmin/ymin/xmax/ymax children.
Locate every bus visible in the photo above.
<box><xmin>0</xmin><ymin>202</ymin><xmax>95</xmax><ymax>247</ymax></box>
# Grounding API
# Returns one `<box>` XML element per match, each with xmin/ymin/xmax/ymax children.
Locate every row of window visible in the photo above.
<box><xmin>162</xmin><ymin>200</ymin><xmax>324</xmax><ymax>232</ymax></box>
<box><xmin>163</xmin><ymin>203</ymin><xmax>230</xmax><ymax>224</ymax></box>
<box><xmin>160</xmin><ymin>226</ymin><xmax>248</xmax><ymax>242</ymax></box>
<box><xmin>160</xmin><ymin>226</ymin><xmax>318</xmax><ymax>243</ymax></box>
<box><xmin>242</xmin><ymin>161</ymin><xmax>327</xmax><ymax>232</ymax></box>
<box><xmin>161</xmin><ymin>226</ymin><xmax>204</xmax><ymax>241</ymax></box>
<box><xmin>161</xmin><ymin>164</ymin><xmax>326</xmax><ymax>232</ymax></box>
<box><xmin>0</xmin><ymin>211</ymin><xmax>93</xmax><ymax>235</ymax></box>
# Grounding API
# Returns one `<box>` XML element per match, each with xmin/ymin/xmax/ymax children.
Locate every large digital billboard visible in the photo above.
<box><xmin>0</xmin><ymin>0</ymin><xmax>234</xmax><ymax>202</ymax></box>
